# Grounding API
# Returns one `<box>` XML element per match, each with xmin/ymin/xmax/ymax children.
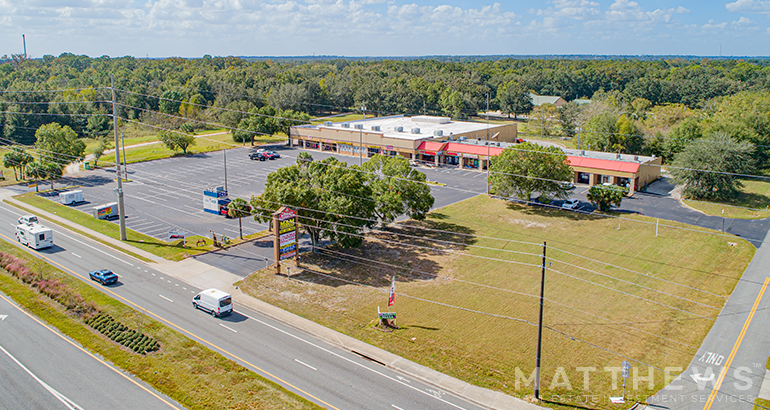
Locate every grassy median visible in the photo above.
<box><xmin>239</xmin><ymin>195</ymin><xmax>753</xmax><ymax>409</ymax></box>
<box><xmin>0</xmin><ymin>240</ymin><xmax>320</xmax><ymax>410</ymax></box>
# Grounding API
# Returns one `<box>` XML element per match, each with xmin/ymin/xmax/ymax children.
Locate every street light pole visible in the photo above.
<box><xmin>111</xmin><ymin>75</ymin><xmax>127</xmax><ymax>241</ymax></box>
<box><xmin>359</xmin><ymin>105</ymin><xmax>366</xmax><ymax>165</ymax></box>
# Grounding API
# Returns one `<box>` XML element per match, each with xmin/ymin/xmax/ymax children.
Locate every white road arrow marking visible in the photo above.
<box><xmin>0</xmin><ymin>315</ymin><xmax>7</xmax><ymax>321</ymax></box>
<box><xmin>691</xmin><ymin>371</ymin><xmax>715</xmax><ymax>384</ymax></box>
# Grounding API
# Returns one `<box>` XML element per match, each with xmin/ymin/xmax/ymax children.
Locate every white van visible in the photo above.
<box><xmin>192</xmin><ymin>289</ymin><xmax>233</xmax><ymax>317</ymax></box>
<box><xmin>16</xmin><ymin>223</ymin><xmax>54</xmax><ymax>250</ymax></box>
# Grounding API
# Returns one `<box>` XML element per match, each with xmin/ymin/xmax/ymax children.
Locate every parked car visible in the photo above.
<box><xmin>249</xmin><ymin>152</ymin><xmax>267</xmax><ymax>161</ymax></box>
<box><xmin>267</xmin><ymin>150</ymin><xmax>281</xmax><ymax>159</ymax></box>
<box><xmin>408</xmin><ymin>160</ymin><xmax>418</xmax><ymax>167</ymax></box>
<box><xmin>561</xmin><ymin>199</ymin><xmax>579</xmax><ymax>210</ymax></box>
<box><xmin>262</xmin><ymin>151</ymin><xmax>278</xmax><ymax>160</ymax></box>
<box><xmin>89</xmin><ymin>269</ymin><xmax>118</xmax><ymax>285</ymax></box>
<box><xmin>562</xmin><ymin>182</ymin><xmax>576</xmax><ymax>190</ymax></box>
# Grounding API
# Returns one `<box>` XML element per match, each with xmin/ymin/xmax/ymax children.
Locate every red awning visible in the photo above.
<box><xmin>417</xmin><ymin>141</ymin><xmax>447</xmax><ymax>152</ymax></box>
<box><xmin>444</xmin><ymin>142</ymin><xmax>504</xmax><ymax>157</ymax></box>
<box><xmin>567</xmin><ymin>156</ymin><xmax>640</xmax><ymax>173</ymax></box>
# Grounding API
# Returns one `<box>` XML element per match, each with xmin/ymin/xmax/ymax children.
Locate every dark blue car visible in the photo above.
<box><xmin>89</xmin><ymin>269</ymin><xmax>118</xmax><ymax>285</ymax></box>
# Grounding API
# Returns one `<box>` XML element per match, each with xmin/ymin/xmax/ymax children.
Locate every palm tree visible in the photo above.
<box><xmin>227</xmin><ymin>198</ymin><xmax>252</xmax><ymax>239</ymax></box>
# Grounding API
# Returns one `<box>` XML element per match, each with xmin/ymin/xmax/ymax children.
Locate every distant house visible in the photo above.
<box><xmin>574</xmin><ymin>99</ymin><xmax>592</xmax><ymax>105</ymax></box>
<box><xmin>528</xmin><ymin>93</ymin><xmax>567</xmax><ymax>107</ymax></box>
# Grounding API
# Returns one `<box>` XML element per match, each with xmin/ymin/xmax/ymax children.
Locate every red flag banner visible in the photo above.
<box><xmin>388</xmin><ymin>276</ymin><xmax>396</xmax><ymax>307</ymax></box>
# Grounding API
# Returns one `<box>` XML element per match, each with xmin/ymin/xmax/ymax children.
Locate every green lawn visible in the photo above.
<box><xmin>0</xmin><ymin>241</ymin><xmax>320</xmax><ymax>410</ymax></box>
<box><xmin>239</xmin><ymin>195</ymin><xmax>753</xmax><ymax>409</ymax></box>
<box><xmin>683</xmin><ymin>179</ymin><xmax>770</xmax><ymax>219</ymax></box>
<box><xmin>11</xmin><ymin>192</ymin><xmax>269</xmax><ymax>261</ymax></box>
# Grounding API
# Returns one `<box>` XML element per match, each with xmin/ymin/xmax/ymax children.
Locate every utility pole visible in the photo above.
<box><xmin>22</xmin><ymin>34</ymin><xmax>27</xmax><ymax>59</ymax></box>
<box><xmin>223</xmin><ymin>149</ymin><xmax>228</xmax><ymax>193</ymax></box>
<box><xmin>121</xmin><ymin>130</ymin><xmax>127</xmax><ymax>181</ymax></box>
<box><xmin>534</xmin><ymin>241</ymin><xmax>546</xmax><ymax>401</ymax></box>
<box><xmin>486</xmin><ymin>93</ymin><xmax>490</xmax><ymax>196</ymax></box>
<box><xmin>111</xmin><ymin>75</ymin><xmax>127</xmax><ymax>241</ymax></box>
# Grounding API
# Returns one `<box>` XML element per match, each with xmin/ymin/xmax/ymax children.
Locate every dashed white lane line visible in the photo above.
<box><xmin>391</xmin><ymin>406</ymin><xmax>405</xmax><ymax>410</ymax></box>
<box><xmin>294</xmin><ymin>359</ymin><xmax>317</xmax><ymax>371</ymax></box>
<box><xmin>219</xmin><ymin>324</ymin><xmax>237</xmax><ymax>333</ymax></box>
<box><xmin>158</xmin><ymin>295</ymin><xmax>173</xmax><ymax>303</ymax></box>
<box><xmin>71</xmin><ymin>253</ymin><xmax>81</xmax><ymax>258</ymax></box>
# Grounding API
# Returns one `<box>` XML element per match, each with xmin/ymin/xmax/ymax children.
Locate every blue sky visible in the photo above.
<box><xmin>2</xmin><ymin>0</ymin><xmax>770</xmax><ymax>58</ymax></box>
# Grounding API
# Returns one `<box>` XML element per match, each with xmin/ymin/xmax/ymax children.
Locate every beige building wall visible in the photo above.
<box><xmin>637</xmin><ymin>157</ymin><xmax>662</xmax><ymax>190</ymax></box>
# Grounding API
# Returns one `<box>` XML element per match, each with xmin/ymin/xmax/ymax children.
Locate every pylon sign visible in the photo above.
<box><xmin>273</xmin><ymin>207</ymin><xmax>298</xmax><ymax>265</ymax></box>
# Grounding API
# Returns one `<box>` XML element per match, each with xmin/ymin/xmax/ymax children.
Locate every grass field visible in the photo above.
<box><xmin>0</xmin><ymin>241</ymin><xmax>320</xmax><ymax>410</ymax></box>
<box><xmin>239</xmin><ymin>195</ymin><xmax>753</xmax><ymax>409</ymax></box>
<box><xmin>684</xmin><ymin>179</ymin><xmax>770</xmax><ymax>219</ymax></box>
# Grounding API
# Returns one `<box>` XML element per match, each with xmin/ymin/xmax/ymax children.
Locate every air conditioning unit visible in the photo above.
<box><xmin>580</xmin><ymin>150</ymin><xmax>585</xmax><ymax>156</ymax></box>
<box><xmin>634</xmin><ymin>155</ymin><xmax>639</xmax><ymax>161</ymax></box>
<box><xmin>448</xmin><ymin>136</ymin><xmax>453</xmax><ymax>141</ymax></box>
<box><xmin>354</xmin><ymin>124</ymin><xmax>363</xmax><ymax>130</ymax></box>
<box><xmin>411</xmin><ymin>128</ymin><xmax>421</xmax><ymax>134</ymax></box>
<box><xmin>459</xmin><ymin>136</ymin><xmax>466</xmax><ymax>141</ymax></box>
<box><xmin>496</xmin><ymin>142</ymin><xmax>501</xmax><ymax>147</ymax></box>
<box><xmin>371</xmin><ymin>125</ymin><xmax>381</xmax><ymax>131</ymax></box>
<box><xmin>433</xmin><ymin>130</ymin><xmax>443</xmax><ymax>136</ymax></box>
<box><xmin>342</xmin><ymin>123</ymin><xmax>350</xmax><ymax>128</ymax></box>
<box><xmin>616</xmin><ymin>153</ymin><xmax>622</xmax><ymax>159</ymax></box>
<box><xmin>324</xmin><ymin>121</ymin><xmax>333</xmax><ymax>126</ymax></box>
<box><xmin>394</xmin><ymin>126</ymin><xmax>403</xmax><ymax>132</ymax></box>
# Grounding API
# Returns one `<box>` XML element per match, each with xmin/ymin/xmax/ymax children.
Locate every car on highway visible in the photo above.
<box><xmin>88</xmin><ymin>269</ymin><xmax>118</xmax><ymax>285</ymax></box>
<box><xmin>249</xmin><ymin>152</ymin><xmax>268</xmax><ymax>161</ymax></box>
<box><xmin>561</xmin><ymin>199</ymin><xmax>579</xmax><ymax>210</ymax></box>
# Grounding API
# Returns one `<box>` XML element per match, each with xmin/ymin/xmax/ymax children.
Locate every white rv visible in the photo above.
<box><xmin>192</xmin><ymin>289</ymin><xmax>233</xmax><ymax>317</ymax></box>
<box><xmin>16</xmin><ymin>223</ymin><xmax>54</xmax><ymax>250</ymax></box>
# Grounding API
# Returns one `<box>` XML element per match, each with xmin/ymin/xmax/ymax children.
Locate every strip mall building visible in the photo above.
<box><xmin>290</xmin><ymin>115</ymin><xmax>660</xmax><ymax>194</ymax></box>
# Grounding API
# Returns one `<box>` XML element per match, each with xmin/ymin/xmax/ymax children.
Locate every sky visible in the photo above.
<box><xmin>2</xmin><ymin>0</ymin><xmax>770</xmax><ymax>58</ymax></box>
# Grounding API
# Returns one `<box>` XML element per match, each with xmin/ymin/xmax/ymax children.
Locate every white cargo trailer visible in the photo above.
<box><xmin>16</xmin><ymin>223</ymin><xmax>54</xmax><ymax>250</ymax></box>
<box><xmin>59</xmin><ymin>190</ymin><xmax>84</xmax><ymax>205</ymax></box>
<box><xmin>93</xmin><ymin>202</ymin><xmax>118</xmax><ymax>220</ymax></box>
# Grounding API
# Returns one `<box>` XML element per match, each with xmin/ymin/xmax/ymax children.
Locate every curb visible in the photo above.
<box><xmin>2</xmin><ymin>188</ymin><xmax>542</xmax><ymax>410</ymax></box>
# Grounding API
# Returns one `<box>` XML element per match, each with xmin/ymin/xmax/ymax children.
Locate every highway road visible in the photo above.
<box><xmin>0</xmin><ymin>290</ymin><xmax>179</xmax><ymax>410</ymax></box>
<box><xmin>0</xmin><ymin>201</ymin><xmax>491</xmax><ymax>410</ymax></box>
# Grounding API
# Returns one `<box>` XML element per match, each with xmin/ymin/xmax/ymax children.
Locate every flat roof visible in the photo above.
<box><xmin>309</xmin><ymin>115</ymin><xmax>505</xmax><ymax>142</ymax></box>
<box><xmin>563</xmin><ymin>148</ymin><xmax>656</xmax><ymax>164</ymax></box>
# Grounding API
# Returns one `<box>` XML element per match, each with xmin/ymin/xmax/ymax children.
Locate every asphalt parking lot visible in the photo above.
<box><xmin>8</xmin><ymin>145</ymin><xmax>768</xmax><ymax>276</ymax></box>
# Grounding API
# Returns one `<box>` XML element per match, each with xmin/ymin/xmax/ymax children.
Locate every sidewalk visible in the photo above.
<box><xmin>2</xmin><ymin>190</ymin><xmax>540</xmax><ymax>410</ymax></box>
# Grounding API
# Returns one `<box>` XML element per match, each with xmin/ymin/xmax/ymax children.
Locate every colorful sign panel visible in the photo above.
<box><xmin>273</xmin><ymin>206</ymin><xmax>298</xmax><ymax>264</ymax></box>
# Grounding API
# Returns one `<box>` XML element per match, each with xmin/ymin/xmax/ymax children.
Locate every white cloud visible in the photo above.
<box><xmin>726</xmin><ymin>0</ymin><xmax>770</xmax><ymax>13</ymax></box>
<box><xmin>533</xmin><ymin>0</ymin><xmax>601</xmax><ymax>21</ymax></box>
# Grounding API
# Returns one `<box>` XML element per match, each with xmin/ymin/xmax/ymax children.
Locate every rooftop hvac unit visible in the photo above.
<box><xmin>448</xmin><ymin>135</ymin><xmax>453</xmax><ymax>141</ymax></box>
<box><xmin>411</xmin><ymin>127</ymin><xmax>421</xmax><ymax>134</ymax></box>
<box><xmin>581</xmin><ymin>150</ymin><xmax>585</xmax><ymax>156</ymax></box>
<box><xmin>394</xmin><ymin>126</ymin><xmax>403</xmax><ymax>132</ymax></box>
<box><xmin>459</xmin><ymin>136</ymin><xmax>466</xmax><ymax>141</ymax></box>
<box><xmin>616</xmin><ymin>153</ymin><xmax>622</xmax><ymax>159</ymax></box>
<box><xmin>342</xmin><ymin>123</ymin><xmax>350</xmax><ymax>128</ymax></box>
<box><xmin>324</xmin><ymin>121</ymin><xmax>333</xmax><ymax>126</ymax></box>
<box><xmin>497</xmin><ymin>142</ymin><xmax>501</xmax><ymax>147</ymax></box>
<box><xmin>371</xmin><ymin>125</ymin><xmax>381</xmax><ymax>131</ymax></box>
<box><xmin>354</xmin><ymin>124</ymin><xmax>363</xmax><ymax>130</ymax></box>
<box><xmin>634</xmin><ymin>155</ymin><xmax>639</xmax><ymax>161</ymax></box>
<box><xmin>433</xmin><ymin>130</ymin><xmax>443</xmax><ymax>136</ymax></box>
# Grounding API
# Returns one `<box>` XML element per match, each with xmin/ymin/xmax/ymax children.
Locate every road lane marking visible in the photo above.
<box><xmin>237</xmin><ymin>311</ymin><xmax>469</xmax><ymax>409</ymax></box>
<box><xmin>0</xmin><ymin>293</ymin><xmax>178</xmax><ymax>409</ymax></box>
<box><xmin>392</xmin><ymin>405</ymin><xmax>404</xmax><ymax>410</ymax></box>
<box><xmin>0</xmin><ymin>238</ymin><xmax>342</xmax><ymax>410</ymax></box>
<box><xmin>0</xmin><ymin>343</ymin><xmax>85</xmax><ymax>410</ymax></box>
<box><xmin>703</xmin><ymin>277</ymin><xmax>770</xmax><ymax>410</ymax></box>
<box><xmin>71</xmin><ymin>253</ymin><xmax>81</xmax><ymax>258</ymax></box>
<box><xmin>158</xmin><ymin>295</ymin><xmax>173</xmax><ymax>303</ymax></box>
<box><xmin>219</xmin><ymin>324</ymin><xmax>237</xmax><ymax>333</ymax></box>
<box><xmin>294</xmin><ymin>359</ymin><xmax>317</xmax><ymax>371</ymax></box>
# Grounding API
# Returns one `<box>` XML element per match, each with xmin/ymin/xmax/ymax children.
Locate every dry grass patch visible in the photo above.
<box><xmin>240</xmin><ymin>195</ymin><xmax>753</xmax><ymax>409</ymax></box>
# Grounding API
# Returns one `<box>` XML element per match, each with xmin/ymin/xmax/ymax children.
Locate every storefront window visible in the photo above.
<box><xmin>577</xmin><ymin>172</ymin><xmax>590</xmax><ymax>184</ymax></box>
